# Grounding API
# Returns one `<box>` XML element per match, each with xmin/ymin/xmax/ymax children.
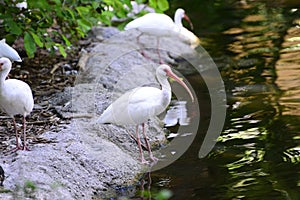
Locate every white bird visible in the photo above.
<box><xmin>0</xmin><ymin>39</ymin><xmax>22</xmax><ymax>62</ymax></box>
<box><xmin>98</xmin><ymin>64</ymin><xmax>194</xmax><ymax>163</ymax></box>
<box><xmin>124</xmin><ymin>8</ymin><xmax>200</xmax><ymax>62</ymax></box>
<box><xmin>0</xmin><ymin>57</ymin><xmax>34</xmax><ymax>151</ymax></box>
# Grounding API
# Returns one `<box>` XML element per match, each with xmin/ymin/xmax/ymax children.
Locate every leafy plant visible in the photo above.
<box><xmin>154</xmin><ymin>189</ymin><xmax>173</xmax><ymax>200</ymax></box>
<box><xmin>0</xmin><ymin>0</ymin><xmax>169</xmax><ymax>58</ymax></box>
<box><xmin>149</xmin><ymin>0</ymin><xmax>169</xmax><ymax>12</ymax></box>
<box><xmin>23</xmin><ymin>180</ymin><xmax>36</xmax><ymax>195</ymax></box>
<box><xmin>140</xmin><ymin>188</ymin><xmax>173</xmax><ymax>200</ymax></box>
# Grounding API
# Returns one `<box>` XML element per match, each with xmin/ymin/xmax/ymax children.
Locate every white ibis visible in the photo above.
<box><xmin>0</xmin><ymin>57</ymin><xmax>34</xmax><ymax>151</ymax></box>
<box><xmin>124</xmin><ymin>8</ymin><xmax>200</xmax><ymax>62</ymax></box>
<box><xmin>97</xmin><ymin>64</ymin><xmax>194</xmax><ymax>163</ymax></box>
<box><xmin>0</xmin><ymin>39</ymin><xmax>22</xmax><ymax>62</ymax></box>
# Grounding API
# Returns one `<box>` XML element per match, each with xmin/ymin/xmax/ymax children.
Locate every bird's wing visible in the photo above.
<box><xmin>128</xmin><ymin>87</ymin><xmax>162</xmax><ymax>104</ymax></box>
<box><xmin>179</xmin><ymin>27</ymin><xmax>200</xmax><ymax>48</ymax></box>
<box><xmin>98</xmin><ymin>87</ymin><xmax>164</xmax><ymax>125</ymax></box>
<box><xmin>3</xmin><ymin>79</ymin><xmax>34</xmax><ymax>114</ymax></box>
<box><xmin>125</xmin><ymin>13</ymin><xmax>175</xmax><ymax>31</ymax></box>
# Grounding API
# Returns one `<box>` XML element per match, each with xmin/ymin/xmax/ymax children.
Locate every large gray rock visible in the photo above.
<box><xmin>0</xmin><ymin>27</ymin><xmax>197</xmax><ymax>199</ymax></box>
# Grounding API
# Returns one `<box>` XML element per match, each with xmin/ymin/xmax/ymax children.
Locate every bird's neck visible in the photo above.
<box><xmin>174</xmin><ymin>15</ymin><xmax>183</xmax><ymax>27</ymax></box>
<box><xmin>159</xmin><ymin>77</ymin><xmax>172</xmax><ymax>107</ymax></box>
<box><xmin>0</xmin><ymin>70</ymin><xmax>9</xmax><ymax>87</ymax></box>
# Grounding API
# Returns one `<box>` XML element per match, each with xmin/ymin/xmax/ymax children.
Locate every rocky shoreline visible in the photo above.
<box><xmin>0</xmin><ymin>26</ymin><xmax>197</xmax><ymax>199</ymax></box>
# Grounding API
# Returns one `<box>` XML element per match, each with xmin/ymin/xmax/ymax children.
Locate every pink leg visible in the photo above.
<box><xmin>142</xmin><ymin>123</ymin><xmax>158</xmax><ymax>162</ymax></box>
<box><xmin>136</xmin><ymin>125</ymin><xmax>147</xmax><ymax>164</ymax></box>
<box><xmin>13</xmin><ymin>118</ymin><xmax>22</xmax><ymax>150</ymax></box>
<box><xmin>137</xmin><ymin>33</ymin><xmax>149</xmax><ymax>59</ymax></box>
<box><xmin>5</xmin><ymin>118</ymin><xmax>22</xmax><ymax>153</ymax></box>
<box><xmin>22</xmin><ymin>116</ymin><xmax>29</xmax><ymax>150</ymax></box>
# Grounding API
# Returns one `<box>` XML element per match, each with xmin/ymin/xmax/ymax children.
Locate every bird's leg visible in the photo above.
<box><xmin>137</xmin><ymin>32</ymin><xmax>147</xmax><ymax>57</ymax></box>
<box><xmin>4</xmin><ymin>118</ymin><xmax>22</xmax><ymax>153</ymax></box>
<box><xmin>136</xmin><ymin>125</ymin><xmax>147</xmax><ymax>164</ymax></box>
<box><xmin>22</xmin><ymin>116</ymin><xmax>29</xmax><ymax>150</ymax></box>
<box><xmin>142</xmin><ymin>123</ymin><xmax>158</xmax><ymax>162</ymax></box>
<box><xmin>126</xmin><ymin>129</ymin><xmax>148</xmax><ymax>150</ymax></box>
<box><xmin>13</xmin><ymin>117</ymin><xmax>22</xmax><ymax>150</ymax></box>
<box><xmin>142</xmin><ymin>123</ymin><xmax>150</xmax><ymax>152</ymax></box>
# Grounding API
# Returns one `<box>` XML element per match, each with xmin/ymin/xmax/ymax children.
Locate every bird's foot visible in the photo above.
<box><xmin>139</xmin><ymin>154</ymin><xmax>152</xmax><ymax>165</ymax></box>
<box><xmin>22</xmin><ymin>145</ymin><xmax>30</xmax><ymax>151</ymax></box>
<box><xmin>150</xmin><ymin>155</ymin><xmax>159</xmax><ymax>163</ymax></box>
<box><xmin>141</xmin><ymin>159</ymin><xmax>149</xmax><ymax>165</ymax></box>
<box><xmin>140</xmin><ymin>156</ymin><xmax>158</xmax><ymax>165</ymax></box>
<box><xmin>3</xmin><ymin>146</ymin><xmax>22</xmax><ymax>154</ymax></box>
<box><xmin>4</xmin><ymin>145</ymin><xmax>30</xmax><ymax>154</ymax></box>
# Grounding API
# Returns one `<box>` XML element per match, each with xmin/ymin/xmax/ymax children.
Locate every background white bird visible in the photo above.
<box><xmin>97</xmin><ymin>64</ymin><xmax>194</xmax><ymax>163</ymax></box>
<box><xmin>0</xmin><ymin>57</ymin><xmax>34</xmax><ymax>151</ymax></box>
<box><xmin>124</xmin><ymin>8</ymin><xmax>200</xmax><ymax>62</ymax></box>
<box><xmin>0</xmin><ymin>39</ymin><xmax>22</xmax><ymax>62</ymax></box>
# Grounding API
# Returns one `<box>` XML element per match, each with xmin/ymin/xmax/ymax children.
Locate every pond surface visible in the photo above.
<box><xmin>147</xmin><ymin>1</ymin><xmax>300</xmax><ymax>199</ymax></box>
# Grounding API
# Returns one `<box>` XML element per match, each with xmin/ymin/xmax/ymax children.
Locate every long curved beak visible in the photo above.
<box><xmin>183</xmin><ymin>14</ymin><xmax>194</xmax><ymax>30</ymax></box>
<box><xmin>166</xmin><ymin>69</ymin><xmax>194</xmax><ymax>102</ymax></box>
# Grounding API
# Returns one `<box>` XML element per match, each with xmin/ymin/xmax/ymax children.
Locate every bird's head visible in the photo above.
<box><xmin>0</xmin><ymin>57</ymin><xmax>12</xmax><ymax>72</ymax></box>
<box><xmin>157</xmin><ymin>64</ymin><xmax>194</xmax><ymax>102</ymax></box>
<box><xmin>175</xmin><ymin>8</ymin><xmax>194</xmax><ymax>30</ymax></box>
<box><xmin>157</xmin><ymin>64</ymin><xmax>172</xmax><ymax>77</ymax></box>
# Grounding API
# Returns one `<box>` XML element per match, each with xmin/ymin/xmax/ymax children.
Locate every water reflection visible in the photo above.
<box><xmin>276</xmin><ymin>16</ymin><xmax>300</xmax><ymax>116</ymax></box>
<box><xmin>163</xmin><ymin>100</ymin><xmax>190</xmax><ymax>127</ymax></box>
<box><xmin>149</xmin><ymin>1</ymin><xmax>300</xmax><ymax>200</ymax></box>
<box><xmin>210</xmin><ymin>1</ymin><xmax>300</xmax><ymax>199</ymax></box>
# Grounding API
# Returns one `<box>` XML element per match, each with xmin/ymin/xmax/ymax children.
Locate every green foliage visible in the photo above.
<box><xmin>154</xmin><ymin>189</ymin><xmax>173</xmax><ymax>200</ymax></box>
<box><xmin>0</xmin><ymin>0</ymin><xmax>169</xmax><ymax>58</ymax></box>
<box><xmin>140</xmin><ymin>188</ymin><xmax>172</xmax><ymax>200</ymax></box>
<box><xmin>23</xmin><ymin>180</ymin><xmax>36</xmax><ymax>194</ymax></box>
<box><xmin>149</xmin><ymin>0</ymin><xmax>169</xmax><ymax>12</ymax></box>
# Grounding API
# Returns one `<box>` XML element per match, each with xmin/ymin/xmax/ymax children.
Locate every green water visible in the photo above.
<box><xmin>148</xmin><ymin>1</ymin><xmax>300</xmax><ymax>200</ymax></box>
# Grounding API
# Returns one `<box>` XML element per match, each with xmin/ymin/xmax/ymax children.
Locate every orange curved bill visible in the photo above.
<box><xmin>166</xmin><ymin>69</ymin><xmax>194</xmax><ymax>102</ymax></box>
<box><xmin>184</xmin><ymin>14</ymin><xmax>194</xmax><ymax>30</ymax></box>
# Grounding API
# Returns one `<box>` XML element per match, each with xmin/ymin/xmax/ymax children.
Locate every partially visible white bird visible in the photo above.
<box><xmin>0</xmin><ymin>57</ymin><xmax>34</xmax><ymax>151</ymax></box>
<box><xmin>0</xmin><ymin>39</ymin><xmax>22</xmax><ymax>62</ymax></box>
<box><xmin>112</xmin><ymin>1</ymin><xmax>156</xmax><ymax>22</ymax></box>
<box><xmin>98</xmin><ymin>64</ymin><xmax>194</xmax><ymax>163</ymax></box>
<box><xmin>16</xmin><ymin>1</ymin><xmax>27</xmax><ymax>10</ymax></box>
<box><xmin>124</xmin><ymin>8</ymin><xmax>200</xmax><ymax>62</ymax></box>
<box><xmin>179</xmin><ymin>26</ymin><xmax>200</xmax><ymax>49</ymax></box>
